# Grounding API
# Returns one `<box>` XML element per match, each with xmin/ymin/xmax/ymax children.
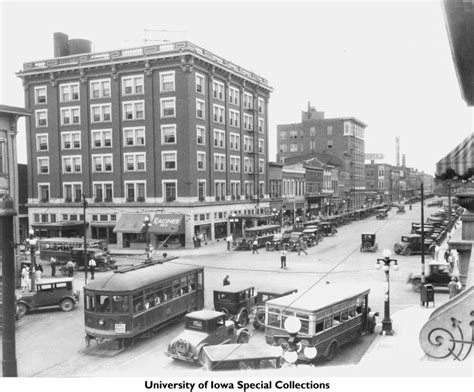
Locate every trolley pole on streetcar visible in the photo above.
<box><xmin>0</xmin><ymin>196</ymin><xmax>18</xmax><ymax>376</ymax></box>
<box><xmin>143</xmin><ymin>216</ymin><xmax>152</xmax><ymax>262</ymax></box>
<box><xmin>375</xmin><ymin>249</ymin><xmax>398</xmax><ymax>336</ymax></box>
<box><xmin>83</xmin><ymin>194</ymin><xmax>88</xmax><ymax>284</ymax></box>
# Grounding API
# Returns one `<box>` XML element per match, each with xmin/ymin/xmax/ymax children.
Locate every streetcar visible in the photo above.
<box><xmin>83</xmin><ymin>257</ymin><xmax>204</xmax><ymax>352</ymax></box>
<box><xmin>265</xmin><ymin>284</ymin><xmax>378</xmax><ymax>362</ymax></box>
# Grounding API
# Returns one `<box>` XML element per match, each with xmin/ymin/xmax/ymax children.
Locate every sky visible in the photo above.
<box><xmin>1</xmin><ymin>0</ymin><xmax>473</xmax><ymax>175</ymax></box>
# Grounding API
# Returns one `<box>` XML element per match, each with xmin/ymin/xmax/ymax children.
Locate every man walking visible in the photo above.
<box><xmin>88</xmin><ymin>256</ymin><xmax>97</xmax><ymax>280</ymax></box>
<box><xmin>448</xmin><ymin>277</ymin><xmax>462</xmax><ymax>299</ymax></box>
<box><xmin>226</xmin><ymin>234</ymin><xmax>233</xmax><ymax>251</ymax></box>
<box><xmin>280</xmin><ymin>248</ymin><xmax>287</xmax><ymax>269</ymax></box>
<box><xmin>50</xmin><ymin>256</ymin><xmax>57</xmax><ymax>277</ymax></box>
<box><xmin>297</xmin><ymin>238</ymin><xmax>308</xmax><ymax>256</ymax></box>
<box><xmin>252</xmin><ymin>238</ymin><xmax>259</xmax><ymax>254</ymax></box>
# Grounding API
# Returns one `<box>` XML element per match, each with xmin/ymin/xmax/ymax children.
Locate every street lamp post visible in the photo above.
<box><xmin>143</xmin><ymin>216</ymin><xmax>152</xmax><ymax>262</ymax></box>
<box><xmin>375</xmin><ymin>249</ymin><xmax>399</xmax><ymax>335</ymax></box>
<box><xmin>25</xmin><ymin>229</ymin><xmax>38</xmax><ymax>292</ymax></box>
<box><xmin>230</xmin><ymin>213</ymin><xmax>238</xmax><ymax>240</ymax></box>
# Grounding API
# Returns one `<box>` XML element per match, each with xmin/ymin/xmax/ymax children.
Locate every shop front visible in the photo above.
<box><xmin>91</xmin><ymin>224</ymin><xmax>117</xmax><ymax>244</ymax></box>
<box><xmin>149</xmin><ymin>213</ymin><xmax>185</xmax><ymax>249</ymax></box>
<box><xmin>113</xmin><ymin>213</ymin><xmax>148</xmax><ymax>248</ymax></box>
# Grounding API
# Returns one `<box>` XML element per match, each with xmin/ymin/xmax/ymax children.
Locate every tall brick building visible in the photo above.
<box><xmin>276</xmin><ymin>104</ymin><xmax>367</xmax><ymax>209</ymax></box>
<box><xmin>17</xmin><ymin>34</ymin><xmax>272</xmax><ymax>248</ymax></box>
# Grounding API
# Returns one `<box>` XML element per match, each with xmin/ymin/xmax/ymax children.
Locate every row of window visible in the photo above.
<box><xmin>36</xmin><ymin>153</ymin><xmax>265</xmax><ymax>174</ymax></box>
<box><xmin>280</xmin><ymin>126</ymin><xmax>334</xmax><ymax>140</ymax></box>
<box><xmin>36</xmin><ymin>180</ymin><xmax>266</xmax><ymax>203</ymax></box>
<box><xmin>35</xmin><ymin>128</ymin><xmax>265</xmax><ymax>152</ymax></box>
<box><xmin>279</xmin><ymin>140</ymin><xmax>334</xmax><ymax>153</ymax></box>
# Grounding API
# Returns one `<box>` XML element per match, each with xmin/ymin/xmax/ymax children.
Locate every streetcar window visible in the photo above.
<box><xmin>132</xmin><ymin>293</ymin><xmax>143</xmax><ymax>312</ymax></box>
<box><xmin>95</xmin><ymin>295</ymin><xmax>111</xmax><ymax>313</ymax></box>
<box><xmin>163</xmin><ymin>286</ymin><xmax>172</xmax><ymax>301</ymax></box>
<box><xmin>324</xmin><ymin>316</ymin><xmax>332</xmax><ymax>330</ymax></box>
<box><xmin>112</xmin><ymin>295</ymin><xmax>129</xmax><ymax>313</ymax></box>
<box><xmin>86</xmin><ymin>294</ymin><xmax>95</xmax><ymax>311</ymax></box>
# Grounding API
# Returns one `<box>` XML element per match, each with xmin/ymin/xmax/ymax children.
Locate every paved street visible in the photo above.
<box><xmin>4</xmin><ymin>202</ymin><xmax>452</xmax><ymax>377</ymax></box>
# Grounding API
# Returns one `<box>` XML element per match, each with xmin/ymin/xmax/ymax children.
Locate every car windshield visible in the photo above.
<box><xmin>186</xmin><ymin>318</ymin><xmax>204</xmax><ymax>331</ymax></box>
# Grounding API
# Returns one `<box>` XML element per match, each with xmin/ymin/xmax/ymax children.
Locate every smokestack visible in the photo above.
<box><xmin>402</xmin><ymin>154</ymin><xmax>406</xmax><ymax>167</ymax></box>
<box><xmin>396</xmin><ymin>137</ymin><xmax>400</xmax><ymax>167</ymax></box>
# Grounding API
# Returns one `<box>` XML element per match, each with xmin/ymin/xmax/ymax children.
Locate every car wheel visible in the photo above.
<box><xmin>17</xmin><ymin>303</ymin><xmax>28</xmax><ymax>318</ymax></box>
<box><xmin>98</xmin><ymin>263</ymin><xmax>106</xmax><ymax>272</ymax></box>
<box><xmin>326</xmin><ymin>342</ymin><xmax>339</xmax><ymax>361</ymax></box>
<box><xmin>404</xmin><ymin>248</ymin><xmax>412</xmax><ymax>256</ymax></box>
<box><xmin>238</xmin><ymin>311</ymin><xmax>249</xmax><ymax>327</ymax></box>
<box><xmin>236</xmin><ymin>330</ymin><xmax>250</xmax><ymax>343</ymax></box>
<box><xmin>198</xmin><ymin>346</ymin><xmax>208</xmax><ymax>366</ymax></box>
<box><xmin>60</xmin><ymin>298</ymin><xmax>74</xmax><ymax>312</ymax></box>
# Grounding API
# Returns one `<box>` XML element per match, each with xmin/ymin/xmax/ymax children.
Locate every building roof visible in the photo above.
<box><xmin>284</xmin><ymin>153</ymin><xmax>343</xmax><ymax>168</ymax></box>
<box><xmin>0</xmin><ymin>105</ymin><xmax>31</xmax><ymax>117</ymax></box>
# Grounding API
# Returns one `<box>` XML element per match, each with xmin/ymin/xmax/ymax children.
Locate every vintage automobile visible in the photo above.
<box><xmin>376</xmin><ymin>210</ymin><xmax>388</xmax><ymax>220</ymax></box>
<box><xmin>63</xmin><ymin>248</ymin><xmax>116</xmax><ymax>273</ymax></box>
<box><xmin>319</xmin><ymin>222</ymin><xmax>338</xmax><ymax>236</ymax></box>
<box><xmin>301</xmin><ymin>226</ymin><xmax>322</xmax><ymax>247</ymax></box>
<box><xmin>213</xmin><ymin>285</ymin><xmax>256</xmax><ymax>326</ymax></box>
<box><xmin>393</xmin><ymin>234</ymin><xmax>433</xmax><ymax>256</ymax></box>
<box><xmin>201</xmin><ymin>343</ymin><xmax>281</xmax><ymax>370</ymax></box>
<box><xmin>287</xmin><ymin>232</ymin><xmax>306</xmax><ymax>251</ymax></box>
<box><xmin>252</xmin><ymin>286</ymin><xmax>298</xmax><ymax>329</ymax></box>
<box><xmin>165</xmin><ymin>310</ymin><xmax>250</xmax><ymax>364</ymax></box>
<box><xmin>265</xmin><ymin>231</ymin><xmax>291</xmax><ymax>251</ymax></box>
<box><xmin>407</xmin><ymin>262</ymin><xmax>453</xmax><ymax>291</ymax></box>
<box><xmin>233</xmin><ymin>238</ymin><xmax>253</xmax><ymax>251</ymax></box>
<box><xmin>360</xmin><ymin>233</ymin><xmax>378</xmax><ymax>252</ymax></box>
<box><xmin>16</xmin><ymin>277</ymin><xmax>80</xmax><ymax>316</ymax></box>
<box><xmin>397</xmin><ymin>205</ymin><xmax>406</xmax><ymax>214</ymax></box>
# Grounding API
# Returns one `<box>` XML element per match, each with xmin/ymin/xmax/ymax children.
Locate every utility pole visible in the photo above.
<box><xmin>420</xmin><ymin>183</ymin><xmax>425</xmax><ymax>284</ymax></box>
<box><xmin>82</xmin><ymin>194</ymin><xmax>88</xmax><ymax>284</ymax></box>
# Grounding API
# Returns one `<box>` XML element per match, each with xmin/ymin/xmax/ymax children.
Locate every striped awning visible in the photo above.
<box><xmin>436</xmin><ymin>133</ymin><xmax>474</xmax><ymax>179</ymax></box>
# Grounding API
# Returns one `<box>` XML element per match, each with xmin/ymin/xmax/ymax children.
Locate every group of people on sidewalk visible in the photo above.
<box><xmin>20</xmin><ymin>264</ymin><xmax>44</xmax><ymax>292</ymax></box>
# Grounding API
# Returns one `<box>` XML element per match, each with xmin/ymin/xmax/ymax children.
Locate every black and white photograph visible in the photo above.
<box><xmin>0</xmin><ymin>0</ymin><xmax>473</xmax><ymax>389</ymax></box>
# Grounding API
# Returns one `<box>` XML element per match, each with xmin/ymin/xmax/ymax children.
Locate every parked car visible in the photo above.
<box><xmin>16</xmin><ymin>277</ymin><xmax>80</xmax><ymax>316</ymax></box>
<box><xmin>393</xmin><ymin>234</ymin><xmax>433</xmax><ymax>256</ymax></box>
<box><xmin>319</xmin><ymin>222</ymin><xmax>337</xmax><ymax>236</ymax></box>
<box><xmin>360</xmin><ymin>233</ymin><xmax>378</xmax><ymax>252</ymax></box>
<box><xmin>213</xmin><ymin>285</ymin><xmax>256</xmax><ymax>326</ymax></box>
<box><xmin>69</xmin><ymin>248</ymin><xmax>116</xmax><ymax>272</ymax></box>
<box><xmin>407</xmin><ymin>262</ymin><xmax>453</xmax><ymax>291</ymax></box>
<box><xmin>301</xmin><ymin>226</ymin><xmax>322</xmax><ymax>247</ymax></box>
<box><xmin>165</xmin><ymin>310</ymin><xmax>250</xmax><ymax>364</ymax></box>
<box><xmin>376</xmin><ymin>211</ymin><xmax>388</xmax><ymax>220</ymax></box>
<box><xmin>265</xmin><ymin>231</ymin><xmax>291</xmax><ymax>251</ymax></box>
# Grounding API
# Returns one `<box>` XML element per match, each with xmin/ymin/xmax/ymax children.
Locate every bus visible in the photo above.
<box><xmin>264</xmin><ymin>284</ymin><xmax>377</xmax><ymax>362</ymax></box>
<box><xmin>83</xmin><ymin>257</ymin><xmax>204</xmax><ymax>352</ymax></box>
<box><xmin>234</xmin><ymin>224</ymin><xmax>281</xmax><ymax>250</ymax></box>
<box><xmin>38</xmin><ymin>237</ymin><xmax>108</xmax><ymax>262</ymax></box>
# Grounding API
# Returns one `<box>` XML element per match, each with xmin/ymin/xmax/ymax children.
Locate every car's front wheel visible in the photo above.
<box><xmin>98</xmin><ymin>263</ymin><xmax>107</xmax><ymax>272</ymax></box>
<box><xmin>60</xmin><ymin>298</ymin><xmax>74</xmax><ymax>312</ymax></box>
<box><xmin>17</xmin><ymin>303</ymin><xmax>28</xmax><ymax>318</ymax></box>
<box><xmin>236</xmin><ymin>329</ymin><xmax>250</xmax><ymax>344</ymax></box>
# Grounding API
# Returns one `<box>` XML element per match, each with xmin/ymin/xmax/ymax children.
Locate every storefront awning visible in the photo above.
<box><xmin>436</xmin><ymin>133</ymin><xmax>474</xmax><ymax>179</ymax></box>
<box><xmin>113</xmin><ymin>214</ymin><xmax>147</xmax><ymax>233</ymax></box>
<box><xmin>32</xmin><ymin>221</ymin><xmax>85</xmax><ymax>229</ymax></box>
<box><xmin>149</xmin><ymin>214</ymin><xmax>184</xmax><ymax>234</ymax></box>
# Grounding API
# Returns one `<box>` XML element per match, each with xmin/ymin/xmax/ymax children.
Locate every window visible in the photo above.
<box><xmin>258</xmin><ymin>97</ymin><xmax>264</xmax><ymax>113</ymax></box>
<box><xmin>123</xmin><ymin>127</ymin><xmax>145</xmax><ymax>146</ymax></box>
<box><xmin>36</xmin><ymin>134</ymin><xmax>48</xmax><ymax>151</ymax></box>
<box><xmin>196</xmin><ymin>126</ymin><xmax>205</xmax><ymax>145</ymax></box>
<box><xmin>64</xmin><ymin>183</ymin><xmax>82</xmax><ymax>201</ymax></box>
<box><xmin>160</xmin><ymin>97</ymin><xmax>176</xmax><ymax>118</ymax></box>
<box><xmin>160</xmin><ymin>71</ymin><xmax>175</xmax><ymax>92</ymax></box>
<box><xmin>244</xmin><ymin>136</ymin><xmax>253</xmax><ymax>152</ymax></box>
<box><xmin>162</xmin><ymin>151</ymin><xmax>177</xmax><ymax>171</ymax></box>
<box><xmin>213</xmin><ymin>104</ymin><xmax>225</xmax><ymax>124</ymax></box>
<box><xmin>124</xmin><ymin>153</ymin><xmax>146</xmax><ymax>172</ymax></box>
<box><xmin>259</xmin><ymin>159</ymin><xmax>265</xmax><ymax>174</ymax></box>
<box><xmin>62</xmin><ymin>156</ymin><xmax>82</xmax><ymax>173</ymax></box>
<box><xmin>92</xmin><ymin>154</ymin><xmax>113</xmax><ymax>172</ymax></box>
<box><xmin>212</xmin><ymin>80</ymin><xmax>224</xmax><ymax>100</ymax></box>
<box><xmin>289</xmin><ymin>130</ymin><xmax>298</xmax><ymax>139</ymax></box>
<box><xmin>279</xmin><ymin>144</ymin><xmax>287</xmax><ymax>152</ymax></box>
<box><xmin>327</xmin><ymin>126</ymin><xmax>333</xmax><ymax>136</ymax></box>
<box><xmin>290</xmin><ymin>143</ymin><xmax>298</xmax><ymax>152</ymax></box>
<box><xmin>259</xmin><ymin>181</ymin><xmax>265</xmax><ymax>196</ymax></box>
<box><xmin>214</xmin><ymin>180</ymin><xmax>226</xmax><ymax>198</ymax></box>
<box><xmin>310</xmin><ymin>140</ymin><xmax>316</xmax><ymax>151</ymax></box>
<box><xmin>38</xmin><ymin>183</ymin><xmax>50</xmax><ymax>202</ymax></box>
<box><xmin>244</xmin><ymin>158</ymin><xmax>253</xmax><ymax>173</ymax></box>
<box><xmin>213</xmin><ymin>129</ymin><xmax>225</xmax><ymax>148</ymax></box>
<box><xmin>196</xmin><ymin>99</ymin><xmax>205</xmax><ymax>119</ymax></box>
<box><xmin>90</xmin><ymin>79</ymin><xmax>111</xmax><ymax>99</ymax></box>
<box><xmin>230</xmin><ymin>133</ymin><xmax>240</xmax><ymax>151</ymax></box>
<box><xmin>258</xmin><ymin>138</ymin><xmax>264</xmax><ymax>153</ymax></box>
<box><xmin>62</xmin><ymin>131</ymin><xmax>81</xmax><ymax>150</ymax></box>
<box><xmin>37</xmin><ymin>157</ymin><xmax>49</xmax><ymax>174</ymax></box>
<box><xmin>90</xmin><ymin>104</ymin><xmax>111</xmax><ymax>123</ymax></box>
<box><xmin>163</xmin><ymin>181</ymin><xmax>177</xmax><ymax>201</ymax></box>
<box><xmin>230</xmin><ymin>156</ymin><xmax>241</xmax><ymax>173</ymax></box>
<box><xmin>122</xmin><ymin>75</ymin><xmax>144</xmax><ymax>95</ymax></box>
<box><xmin>327</xmin><ymin>140</ymin><xmax>333</xmax><ymax>149</ymax></box>
<box><xmin>243</xmin><ymin>92</ymin><xmax>253</xmax><ymax>109</ymax></box>
<box><xmin>230</xmin><ymin>181</ymin><xmax>240</xmax><ymax>197</ymax></box>
<box><xmin>310</xmin><ymin>127</ymin><xmax>316</xmax><ymax>137</ymax></box>
<box><xmin>35</xmin><ymin>110</ymin><xmax>47</xmax><ymax>127</ymax></box>
<box><xmin>195</xmin><ymin>73</ymin><xmax>205</xmax><ymax>94</ymax></box>
<box><xmin>229</xmin><ymin>86</ymin><xmax>239</xmax><ymax>105</ymax></box>
<box><xmin>229</xmin><ymin>110</ymin><xmax>240</xmax><ymax>127</ymax></box>
<box><xmin>60</xmin><ymin>107</ymin><xmax>80</xmax><ymax>125</ymax></box>
<box><xmin>123</xmin><ymin>101</ymin><xmax>144</xmax><ymax>120</ymax></box>
<box><xmin>125</xmin><ymin>181</ymin><xmax>146</xmax><ymax>201</ymax></box>
<box><xmin>91</xmin><ymin>129</ymin><xmax>112</xmax><ymax>148</ymax></box>
<box><xmin>258</xmin><ymin>118</ymin><xmax>264</xmax><ymax>133</ymax></box>
<box><xmin>197</xmin><ymin>152</ymin><xmax>206</xmax><ymax>171</ymax></box>
<box><xmin>161</xmin><ymin>125</ymin><xmax>176</xmax><ymax>144</ymax></box>
<box><xmin>243</xmin><ymin>114</ymin><xmax>253</xmax><ymax>130</ymax></box>
<box><xmin>198</xmin><ymin>181</ymin><xmax>206</xmax><ymax>198</ymax></box>
<box><xmin>280</xmin><ymin>131</ymin><xmax>287</xmax><ymax>140</ymax></box>
<box><xmin>214</xmin><ymin>154</ymin><xmax>226</xmax><ymax>171</ymax></box>
<box><xmin>35</xmin><ymin>86</ymin><xmax>47</xmax><ymax>104</ymax></box>
<box><xmin>93</xmin><ymin>182</ymin><xmax>113</xmax><ymax>201</ymax></box>
<box><xmin>60</xmin><ymin>82</ymin><xmax>79</xmax><ymax>102</ymax></box>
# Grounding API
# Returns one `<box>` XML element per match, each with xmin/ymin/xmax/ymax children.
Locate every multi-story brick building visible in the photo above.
<box><xmin>276</xmin><ymin>103</ymin><xmax>367</xmax><ymax>209</ymax></box>
<box><xmin>17</xmin><ymin>34</ymin><xmax>272</xmax><ymax>248</ymax></box>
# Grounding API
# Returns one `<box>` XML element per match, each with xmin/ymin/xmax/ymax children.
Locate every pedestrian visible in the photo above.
<box><xmin>252</xmin><ymin>238</ymin><xmax>259</xmax><ymax>254</ymax></box>
<box><xmin>297</xmin><ymin>239</ymin><xmax>308</xmax><ymax>256</ymax></box>
<box><xmin>34</xmin><ymin>266</ymin><xmax>43</xmax><ymax>283</ymax></box>
<box><xmin>66</xmin><ymin>260</ymin><xmax>75</xmax><ymax>277</ymax></box>
<box><xmin>447</xmin><ymin>251</ymin><xmax>455</xmax><ymax>274</ymax></box>
<box><xmin>88</xmin><ymin>256</ymin><xmax>96</xmax><ymax>280</ymax></box>
<box><xmin>50</xmin><ymin>256</ymin><xmax>57</xmax><ymax>277</ymax></box>
<box><xmin>223</xmin><ymin>275</ymin><xmax>230</xmax><ymax>286</ymax></box>
<box><xmin>226</xmin><ymin>234</ymin><xmax>232</xmax><ymax>251</ymax></box>
<box><xmin>448</xmin><ymin>277</ymin><xmax>462</xmax><ymax>299</ymax></box>
<box><xmin>21</xmin><ymin>266</ymin><xmax>30</xmax><ymax>292</ymax></box>
<box><xmin>193</xmin><ymin>234</ymin><xmax>198</xmax><ymax>249</ymax></box>
<box><xmin>433</xmin><ymin>243</ymin><xmax>440</xmax><ymax>262</ymax></box>
<box><xmin>197</xmin><ymin>233</ymin><xmax>203</xmax><ymax>248</ymax></box>
<box><xmin>280</xmin><ymin>249</ymin><xmax>287</xmax><ymax>269</ymax></box>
